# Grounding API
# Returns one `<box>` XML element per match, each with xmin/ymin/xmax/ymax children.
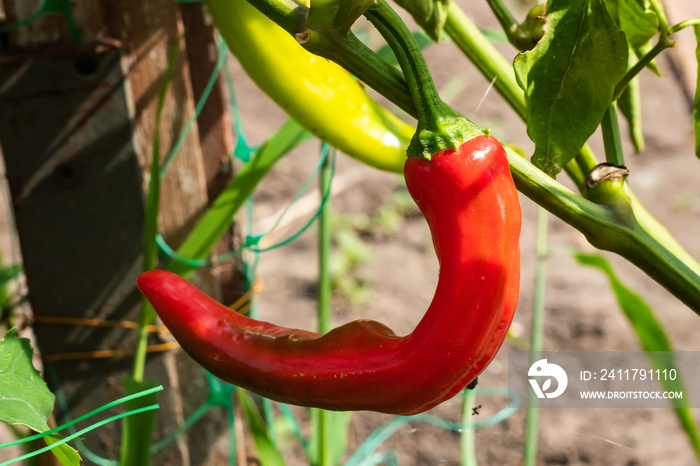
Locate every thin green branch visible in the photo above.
<box><xmin>524</xmin><ymin>206</ymin><xmax>548</xmax><ymax>466</ymax></box>
<box><xmin>246</xmin><ymin>0</ymin><xmax>308</xmax><ymax>35</ymax></box>
<box><xmin>613</xmin><ymin>38</ymin><xmax>673</xmax><ymax>101</ymax></box>
<box><xmin>315</xmin><ymin>145</ymin><xmax>333</xmax><ymax>466</ymax></box>
<box><xmin>601</xmin><ymin>104</ymin><xmax>625</xmax><ymax>166</ymax></box>
<box><xmin>612</xmin><ymin>16</ymin><xmax>700</xmax><ymax>100</ymax></box>
<box><xmin>668</xmin><ymin>18</ymin><xmax>700</xmax><ymax>34</ymax></box>
<box><xmin>299</xmin><ymin>30</ymin><xmax>416</xmax><ymax>116</ymax></box>
<box><xmin>485</xmin><ymin>0</ymin><xmax>519</xmax><ymax>41</ymax></box>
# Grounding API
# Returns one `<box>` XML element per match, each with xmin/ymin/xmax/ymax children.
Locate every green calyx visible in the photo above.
<box><xmin>407</xmin><ymin>104</ymin><xmax>486</xmax><ymax>159</ymax></box>
<box><xmin>366</xmin><ymin>1</ymin><xmax>486</xmax><ymax>161</ymax></box>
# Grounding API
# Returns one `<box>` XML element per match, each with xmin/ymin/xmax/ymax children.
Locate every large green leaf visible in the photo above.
<box><xmin>514</xmin><ymin>0</ymin><xmax>628</xmax><ymax>176</ymax></box>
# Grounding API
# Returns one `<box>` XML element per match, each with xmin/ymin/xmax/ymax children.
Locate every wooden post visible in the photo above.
<box><xmin>0</xmin><ymin>0</ymin><xmax>238</xmax><ymax>463</ymax></box>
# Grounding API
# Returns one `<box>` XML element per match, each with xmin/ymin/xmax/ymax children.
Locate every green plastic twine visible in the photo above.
<box><xmin>150</xmin><ymin>372</ymin><xmax>235</xmax><ymax>456</ymax></box>
<box><xmin>0</xmin><ymin>0</ymin><xmax>80</xmax><ymax>41</ymax></box>
<box><xmin>0</xmin><ymin>386</ymin><xmax>163</xmax><ymax>451</ymax></box>
<box><xmin>156</xmin><ymin>144</ymin><xmax>336</xmax><ymax>266</ymax></box>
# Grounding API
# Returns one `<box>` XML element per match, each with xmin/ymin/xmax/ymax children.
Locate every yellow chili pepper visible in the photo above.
<box><xmin>205</xmin><ymin>0</ymin><xmax>414</xmax><ymax>173</ymax></box>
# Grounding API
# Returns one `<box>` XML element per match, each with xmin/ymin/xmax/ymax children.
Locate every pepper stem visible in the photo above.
<box><xmin>364</xmin><ymin>1</ymin><xmax>485</xmax><ymax>159</ymax></box>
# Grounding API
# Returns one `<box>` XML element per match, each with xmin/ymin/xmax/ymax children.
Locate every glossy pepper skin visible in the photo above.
<box><xmin>205</xmin><ymin>0</ymin><xmax>414</xmax><ymax>173</ymax></box>
<box><xmin>138</xmin><ymin>135</ymin><xmax>521</xmax><ymax>415</ymax></box>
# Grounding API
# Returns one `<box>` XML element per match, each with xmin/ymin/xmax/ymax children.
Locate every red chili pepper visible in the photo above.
<box><xmin>137</xmin><ymin>134</ymin><xmax>521</xmax><ymax>415</ymax></box>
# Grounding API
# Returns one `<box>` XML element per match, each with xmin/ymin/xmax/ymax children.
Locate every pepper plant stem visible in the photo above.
<box><xmin>507</xmin><ymin>148</ymin><xmax>700</xmax><ymax>314</ymax></box>
<box><xmin>485</xmin><ymin>0</ymin><xmax>519</xmax><ymax>45</ymax></box>
<box><xmin>365</xmin><ymin>1</ymin><xmax>483</xmax><ymax>158</ymax></box>
<box><xmin>300</xmin><ymin>30</ymin><xmax>416</xmax><ymax>116</ymax></box>
<box><xmin>524</xmin><ymin>207</ymin><xmax>548</xmax><ymax>466</ymax></box>
<box><xmin>613</xmin><ymin>38</ymin><xmax>673</xmax><ymax>101</ymax></box>
<box><xmin>315</xmin><ymin>147</ymin><xmax>333</xmax><ymax>466</ymax></box>
<box><xmin>601</xmin><ymin>104</ymin><xmax>625</xmax><ymax>166</ymax></box>
<box><xmin>364</xmin><ymin>6</ymin><xmax>441</xmax><ymax>123</ymax></box>
<box><xmin>460</xmin><ymin>388</ymin><xmax>478</xmax><ymax>466</ymax></box>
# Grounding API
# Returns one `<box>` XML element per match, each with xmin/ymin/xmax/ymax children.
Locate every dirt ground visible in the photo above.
<box><xmin>2</xmin><ymin>0</ymin><xmax>700</xmax><ymax>465</ymax></box>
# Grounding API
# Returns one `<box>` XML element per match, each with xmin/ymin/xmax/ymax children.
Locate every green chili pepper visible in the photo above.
<box><xmin>206</xmin><ymin>0</ymin><xmax>414</xmax><ymax>173</ymax></box>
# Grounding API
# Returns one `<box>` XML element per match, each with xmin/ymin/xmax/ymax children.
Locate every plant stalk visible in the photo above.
<box><xmin>460</xmin><ymin>388</ymin><xmax>478</xmax><ymax>466</ymax></box>
<box><xmin>315</xmin><ymin>146</ymin><xmax>333</xmax><ymax>466</ymax></box>
<box><xmin>601</xmin><ymin>104</ymin><xmax>625</xmax><ymax>166</ymax></box>
<box><xmin>524</xmin><ymin>206</ymin><xmax>548</xmax><ymax>466</ymax></box>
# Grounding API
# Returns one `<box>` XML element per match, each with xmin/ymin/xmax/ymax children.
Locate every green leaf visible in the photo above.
<box><xmin>575</xmin><ymin>253</ymin><xmax>671</xmax><ymax>350</ymax></box>
<box><xmin>393</xmin><ymin>0</ymin><xmax>451</xmax><ymax>42</ymax></box>
<box><xmin>513</xmin><ymin>0</ymin><xmax>628</xmax><ymax>176</ymax></box>
<box><xmin>45</xmin><ymin>434</ymin><xmax>82</xmax><ymax>466</ymax></box>
<box><xmin>575</xmin><ymin>253</ymin><xmax>700</xmax><ymax>458</ymax></box>
<box><xmin>119</xmin><ymin>377</ymin><xmax>160</xmax><ymax>466</ymax></box>
<box><xmin>236</xmin><ymin>389</ymin><xmax>286</xmax><ymax>466</ymax></box>
<box><xmin>0</xmin><ymin>327</ymin><xmax>54</xmax><ymax>432</ymax></box>
<box><xmin>617</xmin><ymin>52</ymin><xmax>645</xmax><ymax>153</ymax></box>
<box><xmin>694</xmin><ymin>25</ymin><xmax>700</xmax><ymax>159</ymax></box>
<box><xmin>615</xmin><ymin>0</ymin><xmax>661</xmax><ymax>75</ymax></box>
<box><xmin>0</xmin><ymin>328</ymin><xmax>81</xmax><ymax>465</ymax></box>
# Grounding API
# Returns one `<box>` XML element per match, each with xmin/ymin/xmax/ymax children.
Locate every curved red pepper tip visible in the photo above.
<box><xmin>138</xmin><ymin>135</ymin><xmax>521</xmax><ymax>415</ymax></box>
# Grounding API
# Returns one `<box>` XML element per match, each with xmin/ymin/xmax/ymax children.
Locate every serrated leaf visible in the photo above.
<box><xmin>45</xmin><ymin>433</ymin><xmax>82</xmax><ymax>466</ymax></box>
<box><xmin>0</xmin><ymin>327</ymin><xmax>55</xmax><ymax>432</ymax></box>
<box><xmin>616</xmin><ymin>0</ymin><xmax>661</xmax><ymax>75</ymax></box>
<box><xmin>694</xmin><ymin>25</ymin><xmax>700</xmax><ymax>159</ymax></box>
<box><xmin>393</xmin><ymin>0</ymin><xmax>451</xmax><ymax>42</ymax></box>
<box><xmin>514</xmin><ymin>0</ymin><xmax>628</xmax><ymax>176</ymax></box>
